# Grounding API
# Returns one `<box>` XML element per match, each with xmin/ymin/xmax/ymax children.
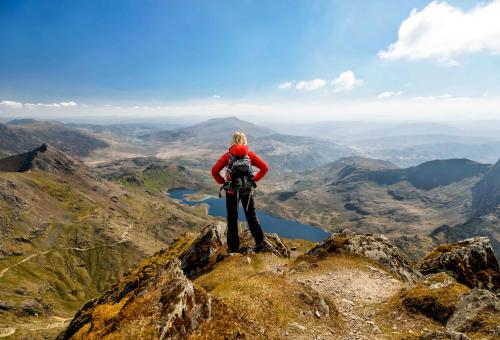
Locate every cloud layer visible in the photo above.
<box><xmin>378</xmin><ymin>0</ymin><xmax>500</xmax><ymax>64</ymax></box>
<box><xmin>0</xmin><ymin>100</ymin><xmax>78</xmax><ymax>109</ymax></box>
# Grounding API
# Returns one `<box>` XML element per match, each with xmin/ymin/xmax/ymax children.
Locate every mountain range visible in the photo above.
<box><xmin>0</xmin><ymin>121</ymin><xmax>108</xmax><ymax>157</ymax></box>
<box><xmin>136</xmin><ymin>116</ymin><xmax>357</xmax><ymax>174</ymax></box>
<box><xmin>259</xmin><ymin>156</ymin><xmax>499</xmax><ymax>259</ymax></box>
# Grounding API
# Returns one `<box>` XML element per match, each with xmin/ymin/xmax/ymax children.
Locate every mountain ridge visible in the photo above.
<box><xmin>0</xmin><ymin>122</ymin><xmax>108</xmax><ymax>157</ymax></box>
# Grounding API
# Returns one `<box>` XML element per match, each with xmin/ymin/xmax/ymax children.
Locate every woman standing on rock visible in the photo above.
<box><xmin>211</xmin><ymin>131</ymin><xmax>269</xmax><ymax>253</ymax></box>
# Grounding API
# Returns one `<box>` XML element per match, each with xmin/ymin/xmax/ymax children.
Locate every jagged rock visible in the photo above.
<box><xmin>179</xmin><ymin>221</ymin><xmax>226</xmax><ymax>277</ymax></box>
<box><xmin>447</xmin><ymin>289</ymin><xmax>500</xmax><ymax>336</ymax></box>
<box><xmin>57</xmin><ymin>259</ymin><xmax>211</xmax><ymax>339</ymax></box>
<box><xmin>240</xmin><ymin>230</ymin><xmax>291</xmax><ymax>258</ymax></box>
<box><xmin>179</xmin><ymin>222</ymin><xmax>291</xmax><ymax>277</ymax></box>
<box><xmin>419</xmin><ymin>330</ymin><xmax>471</xmax><ymax>340</ymax></box>
<box><xmin>399</xmin><ymin>273</ymin><xmax>470</xmax><ymax>324</ymax></box>
<box><xmin>307</xmin><ymin>229</ymin><xmax>420</xmax><ymax>283</ymax></box>
<box><xmin>418</xmin><ymin>237</ymin><xmax>500</xmax><ymax>292</ymax></box>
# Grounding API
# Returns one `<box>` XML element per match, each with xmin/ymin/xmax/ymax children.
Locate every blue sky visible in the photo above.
<box><xmin>1</xmin><ymin>0</ymin><xmax>500</xmax><ymax>121</ymax></box>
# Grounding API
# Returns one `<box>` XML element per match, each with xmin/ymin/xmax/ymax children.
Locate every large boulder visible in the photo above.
<box><xmin>418</xmin><ymin>237</ymin><xmax>500</xmax><ymax>292</ymax></box>
<box><xmin>307</xmin><ymin>229</ymin><xmax>420</xmax><ymax>283</ymax></box>
<box><xmin>447</xmin><ymin>289</ymin><xmax>500</xmax><ymax>337</ymax></box>
<box><xmin>57</xmin><ymin>259</ymin><xmax>211</xmax><ymax>339</ymax></box>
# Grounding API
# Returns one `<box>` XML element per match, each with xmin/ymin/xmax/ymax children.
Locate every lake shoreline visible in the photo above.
<box><xmin>167</xmin><ymin>188</ymin><xmax>330</xmax><ymax>242</ymax></box>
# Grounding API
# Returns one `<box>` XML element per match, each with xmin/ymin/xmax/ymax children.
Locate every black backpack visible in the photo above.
<box><xmin>227</xmin><ymin>153</ymin><xmax>255</xmax><ymax>190</ymax></box>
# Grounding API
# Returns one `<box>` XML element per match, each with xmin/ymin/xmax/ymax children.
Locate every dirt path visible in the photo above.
<box><xmin>0</xmin><ymin>216</ymin><xmax>141</xmax><ymax>338</ymax></box>
<box><xmin>0</xmin><ymin>251</ymin><xmax>52</xmax><ymax>279</ymax></box>
<box><xmin>0</xmin><ymin>316</ymin><xmax>72</xmax><ymax>338</ymax></box>
<box><xmin>0</xmin><ymin>218</ymin><xmax>136</xmax><ymax>281</ymax></box>
<box><xmin>293</xmin><ymin>262</ymin><xmax>403</xmax><ymax>340</ymax></box>
<box><xmin>28</xmin><ymin>316</ymin><xmax>73</xmax><ymax>331</ymax></box>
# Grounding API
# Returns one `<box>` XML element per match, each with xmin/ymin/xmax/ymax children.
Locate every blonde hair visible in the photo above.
<box><xmin>231</xmin><ymin>131</ymin><xmax>247</xmax><ymax>146</ymax></box>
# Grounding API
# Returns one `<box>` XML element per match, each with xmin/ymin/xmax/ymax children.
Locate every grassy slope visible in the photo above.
<box><xmin>0</xmin><ymin>169</ymin><xmax>211</xmax><ymax>338</ymax></box>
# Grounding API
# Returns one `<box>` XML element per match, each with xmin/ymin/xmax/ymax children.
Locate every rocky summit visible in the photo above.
<box><xmin>418</xmin><ymin>236</ymin><xmax>500</xmax><ymax>292</ymax></box>
<box><xmin>58</xmin><ymin>223</ymin><xmax>292</xmax><ymax>339</ymax></box>
<box><xmin>56</xmin><ymin>224</ymin><xmax>500</xmax><ymax>339</ymax></box>
<box><xmin>307</xmin><ymin>229</ymin><xmax>421</xmax><ymax>283</ymax></box>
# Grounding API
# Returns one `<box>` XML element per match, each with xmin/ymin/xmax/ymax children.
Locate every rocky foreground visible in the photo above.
<box><xmin>57</xmin><ymin>223</ymin><xmax>500</xmax><ymax>340</ymax></box>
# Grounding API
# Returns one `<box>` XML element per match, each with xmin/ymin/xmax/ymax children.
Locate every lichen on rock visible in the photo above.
<box><xmin>57</xmin><ymin>259</ymin><xmax>211</xmax><ymax>339</ymax></box>
<box><xmin>307</xmin><ymin>229</ymin><xmax>421</xmax><ymax>283</ymax></box>
<box><xmin>418</xmin><ymin>237</ymin><xmax>500</xmax><ymax>292</ymax></box>
<box><xmin>447</xmin><ymin>289</ymin><xmax>500</xmax><ymax>337</ymax></box>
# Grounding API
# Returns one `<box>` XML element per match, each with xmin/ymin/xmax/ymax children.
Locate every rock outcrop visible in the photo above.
<box><xmin>394</xmin><ymin>274</ymin><xmax>500</xmax><ymax>338</ymax></box>
<box><xmin>447</xmin><ymin>289</ymin><xmax>500</xmax><ymax>337</ymax></box>
<box><xmin>57</xmin><ymin>259</ymin><xmax>211</xmax><ymax>339</ymax></box>
<box><xmin>58</xmin><ymin>222</ymin><xmax>291</xmax><ymax>339</ymax></box>
<box><xmin>180</xmin><ymin>222</ymin><xmax>291</xmax><ymax>277</ymax></box>
<box><xmin>418</xmin><ymin>237</ymin><xmax>500</xmax><ymax>292</ymax></box>
<box><xmin>307</xmin><ymin>229</ymin><xmax>420</xmax><ymax>283</ymax></box>
<box><xmin>239</xmin><ymin>230</ymin><xmax>291</xmax><ymax>258</ymax></box>
<box><xmin>179</xmin><ymin>221</ymin><xmax>226</xmax><ymax>277</ymax></box>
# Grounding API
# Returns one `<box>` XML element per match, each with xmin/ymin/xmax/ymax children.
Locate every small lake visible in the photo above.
<box><xmin>168</xmin><ymin>188</ymin><xmax>330</xmax><ymax>242</ymax></box>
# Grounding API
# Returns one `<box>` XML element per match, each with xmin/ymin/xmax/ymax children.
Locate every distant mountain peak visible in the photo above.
<box><xmin>141</xmin><ymin>116</ymin><xmax>276</xmax><ymax>144</ymax></box>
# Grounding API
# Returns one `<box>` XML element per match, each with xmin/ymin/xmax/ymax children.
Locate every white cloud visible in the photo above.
<box><xmin>295</xmin><ymin>78</ymin><xmax>326</xmax><ymax>91</ymax></box>
<box><xmin>59</xmin><ymin>101</ymin><xmax>78</xmax><ymax>107</ymax></box>
<box><xmin>378</xmin><ymin>1</ymin><xmax>500</xmax><ymax>64</ymax></box>
<box><xmin>278</xmin><ymin>81</ymin><xmax>293</xmax><ymax>89</ymax></box>
<box><xmin>0</xmin><ymin>100</ymin><xmax>24</xmax><ymax>109</ymax></box>
<box><xmin>212</xmin><ymin>95</ymin><xmax>221</xmax><ymax>99</ymax></box>
<box><xmin>377</xmin><ymin>91</ymin><xmax>403</xmax><ymax>99</ymax></box>
<box><xmin>0</xmin><ymin>100</ymin><xmax>78</xmax><ymax>109</ymax></box>
<box><xmin>332</xmin><ymin>71</ymin><xmax>363</xmax><ymax>92</ymax></box>
<box><xmin>279</xmin><ymin>71</ymin><xmax>362</xmax><ymax>92</ymax></box>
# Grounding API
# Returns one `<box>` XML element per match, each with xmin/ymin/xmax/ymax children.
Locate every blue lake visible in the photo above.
<box><xmin>168</xmin><ymin>188</ymin><xmax>330</xmax><ymax>242</ymax></box>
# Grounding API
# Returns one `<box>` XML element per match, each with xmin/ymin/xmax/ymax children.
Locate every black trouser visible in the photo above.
<box><xmin>226</xmin><ymin>190</ymin><xmax>264</xmax><ymax>252</ymax></box>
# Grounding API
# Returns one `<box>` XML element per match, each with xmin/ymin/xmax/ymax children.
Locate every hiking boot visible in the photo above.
<box><xmin>216</xmin><ymin>251</ymin><xmax>238</xmax><ymax>262</ymax></box>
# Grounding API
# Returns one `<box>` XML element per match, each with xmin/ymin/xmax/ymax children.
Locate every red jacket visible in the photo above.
<box><xmin>211</xmin><ymin>144</ymin><xmax>268</xmax><ymax>184</ymax></box>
